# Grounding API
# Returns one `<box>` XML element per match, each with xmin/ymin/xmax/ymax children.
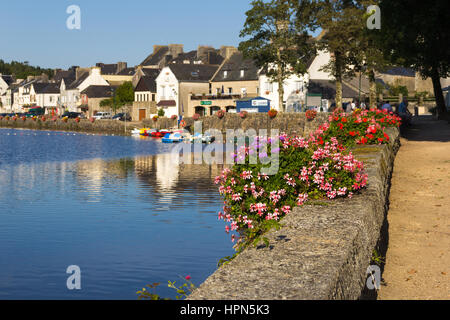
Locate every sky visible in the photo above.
<box><xmin>0</xmin><ymin>0</ymin><xmax>256</xmax><ymax>69</ymax></box>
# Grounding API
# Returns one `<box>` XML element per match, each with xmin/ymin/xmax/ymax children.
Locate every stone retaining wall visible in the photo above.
<box><xmin>0</xmin><ymin>118</ymin><xmax>132</xmax><ymax>135</ymax></box>
<box><xmin>143</xmin><ymin>113</ymin><xmax>330</xmax><ymax>137</ymax></box>
<box><xmin>188</xmin><ymin>127</ymin><xmax>400</xmax><ymax>300</ymax></box>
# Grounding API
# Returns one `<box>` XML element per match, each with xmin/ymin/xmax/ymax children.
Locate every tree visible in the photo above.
<box><xmin>378</xmin><ymin>0</ymin><xmax>450</xmax><ymax>118</ymax></box>
<box><xmin>239</xmin><ymin>0</ymin><xmax>317</xmax><ymax>112</ymax></box>
<box><xmin>114</xmin><ymin>81</ymin><xmax>134</xmax><ymax>109</ymax></box>
<box><xmin>316</xmin><ymin>0</ymin><xmax>365</xmax><ymax>109</ymax></box>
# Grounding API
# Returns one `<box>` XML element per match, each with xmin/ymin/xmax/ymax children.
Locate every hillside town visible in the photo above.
<box><xmin>1</xmin><ymin>38</ymin><xmax>447</xmax><ymax>122</ymax></box>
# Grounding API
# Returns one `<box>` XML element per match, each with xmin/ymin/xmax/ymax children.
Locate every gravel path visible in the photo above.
<box><xmin>378</xmin><ymin>116</ymin><xmax>450</xmax><ymax>300</ymax></box>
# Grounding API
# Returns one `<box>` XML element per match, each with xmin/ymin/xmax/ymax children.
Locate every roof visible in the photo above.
<box><xmin>53</xmin><ymin>69</ymin><xmax>76</xmax><ymax>84</ymax></box>
<box><xmin>118</xmin><ymin>67</ymin><xmax>136</xmax><ymax>76</ymax></box>
<box><xmin>135</xmin><ymin>76</ymin><xmax>156</xmax><ymax>92</ymax></box>
<box><xmin>96</xmin><ymin>63</ymin><xmax>118</xmax><ymax>75</ymax></box>
<box><xmin>382</xmin><ymin>67</ymin><xmax>415</xmax><ymax>77</ymax></box>
<box><xmin>157</xmin><ymin>100</ymin><xmax>176</xmax><ymax>106</ymax></box>
<box><xmin>81</xmin><ymin>85</ymin><xmax>113</xmax><ymax>98</ymax></box>
<box><xmin>142</xmin><ymin>68</ymin><xmax>161</xmax><ymax>77</ymax></box>
<box><xmin>168</xmin><ymin>64</ymin><xmax>219</xmax><ymax>82</ymax></box>
<box><xmin>1</xmin><ymin>75</ymin><xmax>14</xmax><ymax>86</ymax></box>
<box><xmin>31</xmin><ymin>83</ymin><xmax>60</xmax><ymax>94</ymax></box>
<box><xmin>67</xmin><ymin>72</ymin><xmax>89</xmax><ymax>90</ymax></box>
<box><xmin>212</xmin><ymin>52</ymin><xmax>259</xmax><ymax>82</ymax></box>
<box><xmin>141</xmin><ymin>46</ymin><xmax>170</xmax><ymax>66</ymax></box>
<box><xmin>308</xmin><ymin>79</ymin><xmax>360</xmax><ymax>99</ymax></box>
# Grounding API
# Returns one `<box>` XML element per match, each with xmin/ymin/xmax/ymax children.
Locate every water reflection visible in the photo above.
<box><xmin>0</xmin><ymin>153</ymin><xmax>232</xmax><ymax>299</ymax></box>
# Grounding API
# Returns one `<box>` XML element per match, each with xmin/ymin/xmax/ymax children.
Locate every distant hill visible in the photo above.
<box><xmin>0</xmin><ymin>59</ymin><xmax>53</xmax><ymax>79</ymax></box>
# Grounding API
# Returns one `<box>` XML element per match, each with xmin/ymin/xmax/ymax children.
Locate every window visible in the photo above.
<box><xmin>241</xmin><ymin>88</ymin><xmax>247</xmax><ymax>96</ymax></box>
<box><xmin>223</xmin><ymin>71</ymin><xmax>228</xmax><ymax>79</ymax></box>
<box><xmin>240</xmin><ymin>70</ymin><xmax>245</xmax><ymax>78</ymax></box>
<box><xmin>228</xmin><ymin>88</ymin><xmax>233</xmax><ymax>94</ymax></box>
<box><xmin>152</xmin><ymin>94</ymin><xmax>156</xmax><ymax>101</ymax></box>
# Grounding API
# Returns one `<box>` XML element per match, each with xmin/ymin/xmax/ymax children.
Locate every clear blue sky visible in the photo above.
<box><xmin>0</xmin><ymin>0</ymin><xmax>256</xmax><ymax>69</ymax></box>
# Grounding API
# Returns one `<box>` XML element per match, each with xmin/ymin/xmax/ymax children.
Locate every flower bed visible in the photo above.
<box><xmin>215</xmin><ymin>108</ymin><xmax>402</xmax><ymax>252</ymax></box>
<box><xmin>306</xmin><ymin>109</ymin><xmax>317</xmax><ymax>121</ymax></box>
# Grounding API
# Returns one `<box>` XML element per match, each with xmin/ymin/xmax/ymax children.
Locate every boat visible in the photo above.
<box><xmin>131</xmin><ymin>128</ymin><xmax>141</xmax><ymax>136</ymax></box>
<box><xmin>162</xmin><ymin>132</ymin><xmax>183</xmax><ymax>143</ymax></box>
<box><xmin>151</xmin><ymin>129</ymin><xmax>172</xmax><ymax>138</ymax></box>
<box><xmin>138</xmin><ymin>128</ymin><xmax>157</xmax><ymax>137</ymax></box>
<box><xmin>187</xmin><ymin>133</ymin><xmax>216</xmax><ymax>144</ymax></box>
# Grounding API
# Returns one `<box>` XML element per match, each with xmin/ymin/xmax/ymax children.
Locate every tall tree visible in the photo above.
<box><xmin>316</xmin><ymin>0</ymin><xmax>365</xmax><ymax>109</ymax></box>
<box><xmin>378</xmin><ymin>0</ymin><xmax>450</xmax><ymax>118</ymax></box>
<box><xmin>239</xmin><ymin>0</ymin><xmax>316</xmax><ymax>112</ymax></box>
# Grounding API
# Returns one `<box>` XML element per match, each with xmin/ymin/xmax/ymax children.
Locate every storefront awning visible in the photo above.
<box><xmin>157</xmin><ymin>100</ymin><xmax>176</xmax><ymax>107</ymax></box>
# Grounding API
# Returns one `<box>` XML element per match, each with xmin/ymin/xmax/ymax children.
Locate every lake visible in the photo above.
<box><xmin>0</xmin><ymin>128</ymin><xmax>234</xmax><ymax>299</ymax></box>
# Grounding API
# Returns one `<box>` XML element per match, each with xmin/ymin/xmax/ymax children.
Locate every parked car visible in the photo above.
<box><xmin>112</xmin><ymin>113</ymin><xmax>131</xmax><ymax>121</ymax></box>
<box><xmin>61</xmin><ymin>112</ymin><xmax>82</xmax><ymax>119</ymax></box>
<box><xmin>93</xmin><ymin>112</ymin><xmax>112</xmax><ymax>120</ymax></box>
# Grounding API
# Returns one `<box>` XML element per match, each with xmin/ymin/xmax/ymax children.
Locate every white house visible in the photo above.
<box><xmin>155</xmin><ymin>67</ymin><xmax>179</xmax><ymax>118</ymax></box>
<box><xmin>30</xmin><ymin>83</ymin><xmax>60</xmax><ymax>112</ymax></box>
<box><xmin>60</xmin><ymin>67</ymin><xmax>109</xmax><ymax>112</ymax></box>
<box><xmin>259</xmin><ymin>67</ymin><xmax>310</xmax><ymax>112</ymax></box>
<box><xmin>0</xmin><ymin>74</ymin><xmax>13</xmax><ymax>96</ymax></box>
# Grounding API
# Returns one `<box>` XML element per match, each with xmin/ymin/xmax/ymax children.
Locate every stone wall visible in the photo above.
<box><xmin>143</xmin><ymin>113</ymin><xmax>330</xmax><ymax>137</ymax></box>
<box><xmin>0</xmin><ymin>118</ymin><xmax>132</xmax><ymax>135</ymax></box>
<box><xmin>188</xmin><ymin>127</ymin><xmax>400</xmax><ymax>300</ymax></box>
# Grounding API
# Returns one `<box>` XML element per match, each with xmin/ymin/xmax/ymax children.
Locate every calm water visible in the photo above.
<box><xmin>0</xmin><ymin>128</ymin><xmax>233</xmax><ymax>299</ymax></box>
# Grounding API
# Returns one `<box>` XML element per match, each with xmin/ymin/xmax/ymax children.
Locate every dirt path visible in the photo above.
<box><xmin>378</xmin><ymin>116</ymin><xmax>450</xmax><ymax>300</ymax></box>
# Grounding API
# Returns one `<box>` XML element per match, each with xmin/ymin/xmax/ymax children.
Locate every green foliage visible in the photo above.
<box><xmin>100</xmin><ymin>98</ymin><xmax>113</xmax><ymax>108</ymax></box>
<box><xmin>0</xmin><ymin>60</ymin><xmax>53</xmax><ymax>79</ymax></box>
<box><xmin>239</xmin><ymin>0</ymin><xmax>317</xmax><ymax>111</ymax></box>
<box><xmin>157</xmin><ymin>108</ymin><xmax>165</xmax><ymax>117</ymax></box>
<box><xmin>387</xmin><ymin>82</ymin><xmax>409</xmax><ymax>97</ymax></box>
<box><xmin>137</xmin><ymin>277</ymin><xmax>197</xmax><ymax>300</ymax></box>
<box><xmin>115</xmin><ymin>82</ymin><xmax>134</xmax><ymax>107</ymax></box>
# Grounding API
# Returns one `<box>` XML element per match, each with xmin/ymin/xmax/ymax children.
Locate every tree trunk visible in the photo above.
<box><xmin>368</xmin><ymin>68</ymin><xmax>377</xmax><ymax>108</ymax></box>
<box><xmin>336</xmin><ymin>79</ymin><xmax>342</xmax><ymax>110</ymax></box>
<box><xmin>277</xmin><ymin>47</ymin><xmax>285</xmax><ymax>112</ymax></box>
<box><xmin>334</xmin><ymin>52</ymin><xmax>343</xmax><ymax>109</ymax></box>
<box><xmin>430</xmin><ymin>68</ymin><xmax>447</xmax><ymax>119</ymax></box>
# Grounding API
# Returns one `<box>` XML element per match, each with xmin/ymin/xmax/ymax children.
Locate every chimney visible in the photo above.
<box><xmin>168</xmin><ymin>44</ymin><xmax>184</xmax><ymax>59</ymax></box>
<box><xmin>220</xmin><ymin>46</ymin><xmax>238</xmax><ymax>60</ymax></box>
<box><xmin>116</xmin><ymin>62</ymin><xmax>127</xmax><ymax>74</ymax></box>
<box><xmin>90</xmin><ymin>67</ymin><xmax>101</xmax><ymax>76</ymax></box>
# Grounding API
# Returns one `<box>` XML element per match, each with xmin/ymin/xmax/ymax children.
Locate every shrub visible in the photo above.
<box><xmin>306</xmin><ymin>110</ymin><xmax>318</xmax><ymax>121</ymax></box>
<box><xmin>89</xmin><ymin>117</ymin><xmax>95</xmax><ymax>123</ymax></box>
<box><xmin>216</xmin><ymin>110</ymin><xmax>225</xmax><ymax>119</ymax></box>
<box><xmin>268</xmin><ymin>109</ymin><xmax>278</xmax><ymax>119</ymax></box>
<box><xmin>157</xmin><ymin>108</ymin><xmax>165</xmax><ymax>117</ymax></box>
<box><xmin>171</xmin><ymin>115</ymin><xmax>177</xmax><ymax>120</ymax></box>
<box><xmin>75</xmin><ymin>117</ymin><xmax>80</xmax><ymax>123</ymax></box>
<box><xmin>41</xmin><ymin>116</ymin><xmax>46</xmax><ymax>122</ymax></box>
<box><xmin>313</xmin><ymin>108</ymin><xmax>401</xmax><ymax>148</ymax></box>
<box><xmin>21</xmin><ymin>116</ymin><xmax>26</xmax><ymax>121</ymax></box>
<box><xmin>152</xmin><ymin>115</ymin><xmax>158</xmax><ymax>122</ymax></box>
<box><xmin>239</xmin><ymin>111</ymin><xmax>248</xmax><ymax>119</ymax></box>
<box><xmin>192</xmin><ymin>113</ymin><xmax>200</xmax><ymax>121</ymax></box>
<box><xmin>215</xmin><ymin>135</ymin><xmax>367</xmax><ymax>249</ymax></box>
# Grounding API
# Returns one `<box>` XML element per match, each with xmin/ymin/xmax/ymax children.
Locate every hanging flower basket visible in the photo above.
<box><xmin>0</xmin><ymin>116</ymin><xmax>3</xmax><ymax>120</ymax></box>
<box><xmin>12</xmin><ymin>116</ymin><xmax>17</xmax><ymax>121</ymax></box>
<box><xmin>171</xmin><ymin>115</ymin><xmax>177</xmax><ymax>120</ymax></box>
<box><xmin>89</xmin><ymin>117</ymin><xmax>95</xmax><ymax>123</ymax></box>
<box><xmin>75</xmin><ymin>117</ymin><xmax>80</xmax><ymax>123</ymax></box>
<box><xmin>306</xmin><ymin>110</ymin><xmax>318</xmax><ymax>121</ymax></box>
<box><xmin>32</xmin><ymin>116</ymin><xmax>37</xmax><ymax>122</ymax></box>
<box><xmin>265</xmin><ymin>91</ymin><xmax>270</xmax><ymax>95</ymax></box>
<box><xmin>52</xmin><ymin>116</ymin><xmax>58</xmax><ymax>122</ymax></box>
<box><xmin>239</xmin><ymin>111</ymin><xmax>248</xmax><ymax>119</ymax></box>
<box><xmin>216</xmin><ymin>110</ymin><xmax>225</xmax><ymax>119</ymax></box>
<box><xmin>62</xmin><ymin>116</ymin><xmax>69</xmax><ymax>123</ymax></box>
<box><xmin>5</xmin><ymin>116</ymin><xmax>10</xmax><ymax>121</ymax></box>
<box><xmin>22</xmin><ymin>116</ymin><xmax>26</xmax><ymax>121</ymax></box>
<box><xmin>192</xmin><ymin>113</ymin><xmax>200</xmax><ymax>121</ymax></box>
<box><xmin>152</xmin><ymin>115</ymin><xmax>158</xmax><ymax>122</ymax></box>
<box><xmin>268</xmin><ymin>109</ymin><xmax>278</xmax><ymax>119</ymax></box>
<box><xmin>41</xmin><ymin>116</ymin><xmax>46</xmax><ymax>122</ymax></box>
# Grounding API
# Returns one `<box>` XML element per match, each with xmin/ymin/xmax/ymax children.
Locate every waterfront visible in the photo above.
<box><xmin>0</xmin><ymin>128</ymin><xmax>234</xmax><ymax>299</ymax></box>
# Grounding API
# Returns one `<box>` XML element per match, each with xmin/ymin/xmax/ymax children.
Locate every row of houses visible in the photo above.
<box><xmin>1</xmin><ymin>41</ymin><xmax>444</xmax><ymax>121</ymax></box>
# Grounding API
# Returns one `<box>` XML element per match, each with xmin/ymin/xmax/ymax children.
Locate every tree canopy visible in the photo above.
<box><xmin>0</xmin><ymin>59</ymin><xmax>53</xmax><ymax>79</ymax></box>
<box><xmin>239</xmin><ymin>0</ymin><xmax>317</xmax><ymax>111</ymax></box>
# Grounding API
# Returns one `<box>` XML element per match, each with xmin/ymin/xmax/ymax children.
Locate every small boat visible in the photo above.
<box><xmin>188</xmin><ymin>133</ymin><xmax>216</xmax><ymax>144</ymax></box>
<box><xmin>131</xmin><ymin>128</ymin><xmax>141</xmax><ymax>136</ymax></box>
<box><xmin>151</xmin><ymin>129</ymin><xmax>172</xmax><ymax>138</ymax></box>
<box><xmin>162</xmin><ymin>132</ymin><xmax>183</xmax><ymax>143</ymax></box>
<box><xmin>139</xmin><ymin>128</ymin><xmax>157</xmax><ymax>137</ymax></box>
